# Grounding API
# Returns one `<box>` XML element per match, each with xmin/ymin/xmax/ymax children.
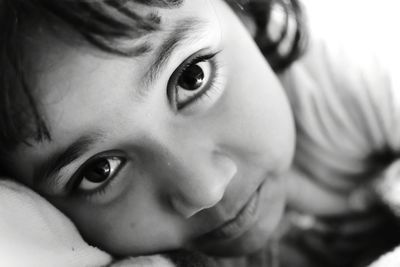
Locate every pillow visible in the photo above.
<box><xmin>0</xmin><ymin>178</ymin><xmax>112</xmax><ymax>267</ymax></box>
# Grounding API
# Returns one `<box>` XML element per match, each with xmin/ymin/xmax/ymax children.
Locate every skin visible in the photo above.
<box><xmin>10</xmin><ymin>0</ymin><xmax>296</xmax><ymax>257</ymax></box>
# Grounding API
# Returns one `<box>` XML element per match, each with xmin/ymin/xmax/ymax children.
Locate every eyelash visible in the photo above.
<box><xmin>67</xmin><ymin>154</ymin><xmax>126</xmax><ymax>200</ymax></box>
<box><xmin>168</xmin><ymin>51</ymin><xmax>222</xmax><ymax>111</ymax></box>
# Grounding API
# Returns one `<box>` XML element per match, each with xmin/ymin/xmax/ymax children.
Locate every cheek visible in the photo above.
<box><xmin>99</xmin><ymin>204</ymin><xmax>184</xmax><ymax>255</ymax></box>
<box><xmin>55</xmin><ymin>178</ymin><xmax>186</xmax><ymax>255</ymax></box>
<box><xmin>217</xmin><ymin>82</ymin><xmax>294</xmax><ymax>172</ymax></box>
<box><xmin>214</xmin><ymin>0</ymin><xmax>295</xmax><ymax>170</ymax></box>
<box><xmin>213</xmin><ymin>52</ymin><xmax>295</xmax><ymax>172</ymax></box>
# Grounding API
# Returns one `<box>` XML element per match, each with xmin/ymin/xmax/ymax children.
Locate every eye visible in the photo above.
<box><xmin>177</xmin><ymin>60</ymin><xmax>210</xmax><ymax>91</ymax></box>
<box><xmin>76</xmin><ymin>156</ymin><xmax>125</xmax><ymax>192</ymax></box>
<box><xmin>168</xmin><ymin>53</ymin><xmax>218</xmax><ymax>110</ymax></box>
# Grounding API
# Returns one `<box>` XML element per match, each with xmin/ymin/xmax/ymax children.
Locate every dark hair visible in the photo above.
<box><xmin>0</xmin><ymin>0</ymin><xmax>306</xmax><ymax>160</ymax></box>
<box><xmin>228</xmin><ymin>0</ymin><xmax>307</xmax><ymax>71</ymax></box>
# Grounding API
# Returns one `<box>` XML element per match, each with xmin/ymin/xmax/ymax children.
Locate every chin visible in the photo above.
<box><xmin>210</xmin><ymin>238</ymin><xmax>269</xmax><ymax>257</ymax></box>
<box><xmin>196</xmin><ymin>223</ymin><xmax>275</xmax><ymax>257</ymax></box>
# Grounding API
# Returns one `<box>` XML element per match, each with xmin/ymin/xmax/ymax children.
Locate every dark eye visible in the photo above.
<box><xmin>177</xmin><ymin>63</ymin><xmax>206</xmax><ymax>91</ymax></box>
<box><xmin>77</xmin><ymin>157</ymin><xmax>124</xmax><ymax>192</ymax></box>
<box><xmin>169</xmin><ymin>54</ymin><xmax>216</xmax><ymax>110</ymax></box>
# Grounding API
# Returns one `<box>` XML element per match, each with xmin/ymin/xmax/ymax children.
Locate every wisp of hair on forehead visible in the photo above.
<box><xmin>29</xmin><ymin>0</ymin><xmax>184</xmax><ymax>55</ymax></box>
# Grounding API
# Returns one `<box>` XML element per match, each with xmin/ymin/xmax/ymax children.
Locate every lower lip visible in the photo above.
<box><xmin>202</xmin><ymin>181</ymin><xmax>264</xmax><ymax>241</ymax></box>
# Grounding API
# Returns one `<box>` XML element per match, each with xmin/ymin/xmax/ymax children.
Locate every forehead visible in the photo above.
<box><xmin>31</xmin><ymin>0</ymin><xmax>220</xmax><ymax>117</ymax></box>
<box><xmin>33</xmin><ymin>0</ymin><xmax>220</xmax><ymax>102</ymax></box>
<box><xmin>30</xmin><ymin>0</ymin><xmax>220</xmax><ymax>79</ymax></box>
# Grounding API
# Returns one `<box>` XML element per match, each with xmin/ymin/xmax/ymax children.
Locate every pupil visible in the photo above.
<box><xmin>85</xmin><ymin>159</ymin><xmax>110</xmax><ymax>183</ymax></box>
<box><xmin>178</xmin><ymin>64</ymin><xmax>204</xmax><ymax>91</ymax></box>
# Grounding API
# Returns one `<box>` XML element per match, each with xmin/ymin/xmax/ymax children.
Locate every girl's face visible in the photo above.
<box><xmin>11</xmin><ymin>0</ymin><xmax>295</xmax><ymax>256</ymax></box>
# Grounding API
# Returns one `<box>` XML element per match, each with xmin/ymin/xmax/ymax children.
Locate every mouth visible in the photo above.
<box><xmin>197</xmin><ymin>180</ymin><xmax>265</xmax><ymax>242</ymax></box>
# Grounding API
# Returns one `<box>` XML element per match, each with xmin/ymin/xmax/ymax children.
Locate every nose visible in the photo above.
<box><xmin>167</xmin><ymin>150</ymin><xmax>237</xmax><ymax>218</ymax></box>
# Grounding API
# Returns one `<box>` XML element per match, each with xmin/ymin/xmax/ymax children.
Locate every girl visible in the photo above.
<box><xmin>1</xmin><ymin>0</ymin><xmax>400</xmax><ymax>266</ymax></box>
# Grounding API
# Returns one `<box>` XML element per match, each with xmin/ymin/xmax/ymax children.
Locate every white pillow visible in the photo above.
<box><xmin>0</xmin><ymin>178</ymin><xmax>112</xmax><ymax>267</ymax></box>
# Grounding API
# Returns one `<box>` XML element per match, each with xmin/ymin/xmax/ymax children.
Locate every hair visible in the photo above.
<box><xmin>0</xmin><ymin>0</ymin><xmax>307</xmax><ymax>172</ymax></box>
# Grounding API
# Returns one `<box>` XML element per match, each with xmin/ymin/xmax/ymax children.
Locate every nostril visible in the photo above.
<box><xmin>170</xmin><ymin>197</ymin><xmax>198</xmax><ymax>219</ymax></box>
<box><xmin>170</xmin><ymin>188</ymin><xmax>224</xmax><ymax>219</ymax></box>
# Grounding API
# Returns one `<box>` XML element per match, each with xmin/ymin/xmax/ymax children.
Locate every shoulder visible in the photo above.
<box><xmin>283</xmin><ymin>0</ymin><xmax>400</xmax><ymax>97</ymax></box>
<box><xmin>278</xmin><ymin>0</ymin><xmax>400</xmax><ymax>189</ymax></box>
<box><xmin>281</xmin><ymin>0</ymin><xmax>400</xmax><ymax>151</ymax></box>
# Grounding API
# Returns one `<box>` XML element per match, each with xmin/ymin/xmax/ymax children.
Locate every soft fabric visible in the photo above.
<box><xmin>279</xmin><ymin>0</ymin><xmax>400</xmax><ymax>266</ymax></box>
<box><xmin>369</xmin><ymin>160</ymin><xmax>400</xmax><ymax>267</ymax></box>
<box><xmin>369</xmin><ymin>246</ymin><xmax>400</xmax><ymax>267</ymax></box>
<box><xmin>0</xmin><ymin>178</ymin><xmax>112</xmax><ymax>267</ymax></box>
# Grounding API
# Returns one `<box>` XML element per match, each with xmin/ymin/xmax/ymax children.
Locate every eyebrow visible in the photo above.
<box><xmin>142</xmin><ymin>17</ymin><xmax>206</xmax><ymax>88</ymax></box>
<box><xmin>33</xmin><ymin>133</ymin><xmax>102</xmax><ymax>187</ymax></box>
